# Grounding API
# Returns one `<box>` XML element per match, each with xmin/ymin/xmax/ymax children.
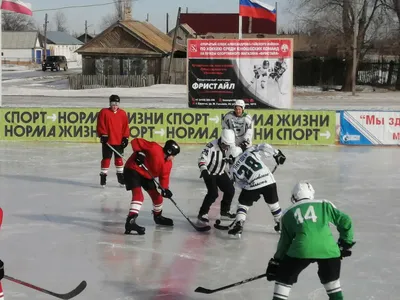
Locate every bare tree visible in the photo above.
<box><xmin>100</xmin><ymin>0</ymin><xmax>135</xmax><ymax>30</ymax></box>
<box><xmin>381</xmin><ymin>0</ymin><xmax>400</xmax><ymax>89</ymax></box>
<box><xmin>289</xmin><ymin>0</ymin><xmax>384</xmax><ymax>91</ymax></box>
<box><xmin>100</xmin><ymin>0</ymin><xmax>123</xmax><ymax>30</ymax></box>
<box><xmin>53</xmin><ymin>11</ymin><xmax>68</xmax><ymax>32</ymax></box>
<box><xmin>1</xmin><ymin>11</ymin><xmax>35</xmax><ymax>31</ymax></box>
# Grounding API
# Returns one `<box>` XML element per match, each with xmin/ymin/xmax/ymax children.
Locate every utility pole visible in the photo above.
<box><xmin>352</xmin><ymin>1</ymin><xmax>359</xmax><ymax>96</ymax></box>
<box><xmin>166</xmin><ymin>13</ymin><xmax>169</xmax><ymax>33</ymax></box>
<box><xmin>85</xmin><ymin>20</ymin><xmax>88</xmax><ymax>43</ymax></box>
<box><xmin>43</xmin><ymin>13</ymin><xmax>49</xmax><ymax>62</ymax></box>
<box><xmin>167</xmin><ymin>7</ymin><xmax>181</xmax><ymax>84</ymax></box>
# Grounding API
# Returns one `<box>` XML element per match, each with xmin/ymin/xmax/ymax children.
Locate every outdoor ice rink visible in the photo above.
<box><xmin>1</xmin><ymin>141</ymin><xmax>399</xmax><ymax>299</ymax></box>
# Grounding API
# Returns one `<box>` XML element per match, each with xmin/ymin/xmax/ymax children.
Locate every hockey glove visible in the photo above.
<box><xmin>161</xmin><ymin>188</ymin><xmax>173</xmax><ymax>198</ymax></box>
<box><xmin>273</xmin><ymin>150</ymin><xmax>286</xmax><ymax>165</ymax></box>
<box><xmin>266</xmin><ymin>258</ymin><xmax>280</xmax><ymax>281</ymax></box>
<box><xmin>338</xmin><ymin>239</ymin><xmax>356</xmax><ymax>258</ymax></box>
<box><xmin>100</xmin><ymin>135</ymin><xmax>108</xmax><ymax>144</ymax></box>
<box><xmin>135</xmin><ymin>152</ymin><xmax>146</xmax><ymax>166</ymax></box>
<box><xmin>200</xmin><ymin>170</ymin><xmax>211</xmax><ymax>180</ymax></box>
<box><xmin>0</xmin><ymin>259</ymin><xmax>4</xmax><ymax>280</ymax></box>
<box><xmin>121</xmin><ymin>137</ymin><xmax>129</xmax><ymax>148</ymax></box>
<box><xmin>239</xmin><ymin>140</ymin><xmax>250</xmax><ymax>151</ymax></box>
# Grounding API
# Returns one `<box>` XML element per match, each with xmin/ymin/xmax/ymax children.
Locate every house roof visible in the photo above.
<box><xmin>179</xmin><ymin>13</ymin><xmax>276</xmax><ymax>35</ymax></box>
<box><xmin>46</xmin><ymin>31</ymin><xmax>84</xmax><ymax>45</ymax></box>
<box><xmin>1</xmin><ymin>31</ymin><xmax>39</xmax><ymax>49</ymax></box>
<box><xmin>168</xmin><ymin>23</ymin><xmax>197</xmax><ymax>37</ymax></box>
<box><xmin>76</xmin><ymin>20</ymin><xmax>186</xmax><ymax>56</ymax></box>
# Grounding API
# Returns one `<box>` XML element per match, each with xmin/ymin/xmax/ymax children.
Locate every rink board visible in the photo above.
<box><xmin>0</xmin><ymin>107</ymin><xmax>398</xmax><ymax>145</ymax></box>
<box><xmin>0</xmin><ymin>108</ymin><xmax>335</xmax><ymax>145</ymax></box>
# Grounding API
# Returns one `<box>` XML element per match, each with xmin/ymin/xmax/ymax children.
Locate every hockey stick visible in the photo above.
<box><xmin>214</xmin><ymin>164</ymin><xmax>278</xmax><ymax>230</ymax></box>
<box><xmin>140</xmin><ymin>164</ymin><xmax>211</xmax><ymax>232</ymax></box>
<box><xmin>4</xmin><ymin>275</ymin><xmax>87</xmax><ymax>300</ymax></box>
<box><xmin>195</xmin><ymin>273</ymin><xmax>266</xmax><ymax>294</ymax></box>
<box><xmin>106</xmin><ymin>143</ymin><xmax>124</xmax><ymax>158</ymax></box>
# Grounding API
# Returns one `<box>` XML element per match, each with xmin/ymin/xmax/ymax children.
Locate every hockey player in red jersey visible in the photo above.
<box><xmin>96</xmin><ymin>94</ymin><xmax>130</xmax><ymax>187</ymax></box>
<box><xmin>123</xmin><ymin>138</ymin><xmax>180</xmax><ymax>235</ymax></box>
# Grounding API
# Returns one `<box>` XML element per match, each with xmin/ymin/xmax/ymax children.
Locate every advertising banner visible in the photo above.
<box><xmin>0</xmin><ymin>108</ymin><xmax>335</xmax><ymax>145</ymax></box>
<box><xmin>187</xmin><ymin>38</ymin><xmax>293</xmax><ymax>109</ymax></box>
<box><xmin>340</xmin><ymin>111</ymin><xmax>400</xmax><ymax>145</ymax></box>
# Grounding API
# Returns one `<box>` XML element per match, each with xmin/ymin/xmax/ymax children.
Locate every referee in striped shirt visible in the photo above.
<box><xmin>197</xmin><ymin>129</ymin><xmax>236</xmax><ymax>224</ymax></box>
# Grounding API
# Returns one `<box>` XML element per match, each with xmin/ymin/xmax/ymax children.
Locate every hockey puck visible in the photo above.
<box><xmin>215</xmin><ymin>219</ymin><xmax>221</xmax><ymax>225</ymax></box>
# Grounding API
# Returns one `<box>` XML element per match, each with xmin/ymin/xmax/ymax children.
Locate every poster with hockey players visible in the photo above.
<box><xmin>187</xmin><ymin>38</ymin><xmax>293</xmax><ymax>109</ymax></box>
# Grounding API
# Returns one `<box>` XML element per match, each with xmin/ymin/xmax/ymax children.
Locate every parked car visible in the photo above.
<box><xmin>42</xmin><ymin>55</ymin><xmax>68</xmax><ymax>71</ymax></box>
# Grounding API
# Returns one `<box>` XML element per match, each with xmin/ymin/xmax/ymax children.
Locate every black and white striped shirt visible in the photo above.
<box><xmin>198</xmin><ymin>139</ymin><xmax>228</xmax><ymax>176</ymax></box>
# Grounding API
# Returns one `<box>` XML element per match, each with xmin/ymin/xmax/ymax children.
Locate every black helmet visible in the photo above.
<box><xmin>109</xmin><ymin>94</ymin><xmax>120</xmax><ymax>103</ymax></box>
<box><xmin>163</xmin><ymin>140</ymin><xmax>180</xmax><ymax>156</ymax></box>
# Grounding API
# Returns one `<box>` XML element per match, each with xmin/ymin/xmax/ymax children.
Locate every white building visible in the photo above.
<box><xmin>45</xmin><ymin>31</ymin><xmax>84</xmax><ymax>65</ymax></box>
<box><xmin>1</xmin><ymin>31</ymin><xmax>42</xmax><ymax>64</ymax></box>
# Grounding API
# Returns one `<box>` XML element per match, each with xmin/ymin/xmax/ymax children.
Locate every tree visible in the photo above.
<box><xmin>289</xmin><ymin>0</ymin><xmax>384</xmax><ymax>91</ymax></box>
<box><xmin>53</xmin><ymin>11</ymin><xmax>68</xmax><ymax>32</ymax></box>
<box><xmin>100</xmin><ymin>0</ymin><xmax>133</xmax><ymax>30</ymax></box>
<box><xmin>381</xmin><ymin>0</ymin><xmax>400</xmax><ymax>89</ymax></box>
<box><xmin>1</xmin><ymin>11</ymin><xmax>35</xmax><ymax>31</ymax></box>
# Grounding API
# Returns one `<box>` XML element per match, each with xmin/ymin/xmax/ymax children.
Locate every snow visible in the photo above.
<box><xmin>0</xmin><ymin>143</ymin><xmax>399</xmax><ymax>300</ymax></box>
<box><xmin>2</xmin><ymin>71</ymin><xmax>400</xmax><ymax>110</ymax></box>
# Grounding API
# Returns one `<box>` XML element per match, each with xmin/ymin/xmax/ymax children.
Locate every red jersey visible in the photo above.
<box><xmin>125</xmin><ymin>138</ymin><xmax>173</xmax><ymax>189</ymax></box>
<box><xmin>96</xmin><ymin>108</ymin><xmax>129</xmax><ymax>145</ymax></box>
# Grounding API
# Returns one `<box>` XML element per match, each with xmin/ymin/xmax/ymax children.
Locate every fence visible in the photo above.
<box><xmin>160</xmin><ymin>57</ymin><xmax>187</xmax><ymax>84</ymax></box>
<box><xmin>68</xmin><ymin>74</ymin><xmax>155</xmax><ymax>90</ymax></box>
<box><xmin>293</xmin><ymin>57</ymin><xmax>400</xmax><ymax>88</ymax></box>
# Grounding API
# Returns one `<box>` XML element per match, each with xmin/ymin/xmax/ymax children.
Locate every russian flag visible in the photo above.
<box><xmin>239</xmin><ymin>0</ymin><xmax>276</xmax><ymax>22</ymax></box>
<box><xmin>1</xmin><ymin>0</ymin><xmax>32</xmax><ymax>16</ymax></box>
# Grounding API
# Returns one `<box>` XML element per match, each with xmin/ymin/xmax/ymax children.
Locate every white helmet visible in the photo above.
<box><xmin>234</xmin><ymin>100</ymin><xmax>245</xmax><ymax>109</ymax></box>
<box><xmin>226</xmin><ymin>146</ymin><xmax>243</xmax><ymax>163</ymax></box>
<box><xmin>220</xmin><ymin>129</ymin><xmax>235</xmax><ymax>146</ymax></box>
<box><xmin>291</xmin><ymin>181</ymin><xmax>315</xmax><ymax>203</ymax></box>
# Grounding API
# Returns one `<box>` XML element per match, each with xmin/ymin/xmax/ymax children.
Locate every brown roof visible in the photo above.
<box><xmin>77</xmin><ymin>20</ymin><xmax>186</xmax><ymax>56</ymax></box>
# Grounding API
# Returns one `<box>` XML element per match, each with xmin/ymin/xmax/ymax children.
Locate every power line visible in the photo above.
<box><xmin>32</xmin><ymin>1</ymin><xmax>121</xmax><ymax>13</ymax></box>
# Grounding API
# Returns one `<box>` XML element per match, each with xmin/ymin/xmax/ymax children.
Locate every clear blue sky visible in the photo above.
<box><xmin>28</xmin><ymin>0</ymin><xmax>292</xmax><ymax>35</ymax></box>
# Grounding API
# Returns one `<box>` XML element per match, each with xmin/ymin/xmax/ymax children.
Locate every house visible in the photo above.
<box><xmin>167</xmin><ymin>23</ymin><xmax>197</xmax><ymax>47</ymax></box>
<box><xmin>1</xmin><ymin>31</ymin><xmax>43</xmax><ymax>64</ymax></box>
<box><xmin>179</xmin><ymin>13</ymin><xmax>276</xmax><ymax>35</ymax></box>
<box><xmin>76</xmin><ymin>20</ymin><xmax>186</xmax><ymax>82</ymax></box>
<box><xmin>42</xmin><ymin>31</ymin><xmax>84</xmax><ymax>64</ymax></box>
<box><xmin>76</xmin><ymin>33</ymin><xmax>95</xmax><ymax>44</ymax></box>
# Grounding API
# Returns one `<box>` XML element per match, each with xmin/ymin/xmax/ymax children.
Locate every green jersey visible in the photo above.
<box><xmin>274</xmin><ymin>199</ymin><xmax>354</xmax><ymax>260</ymax></box>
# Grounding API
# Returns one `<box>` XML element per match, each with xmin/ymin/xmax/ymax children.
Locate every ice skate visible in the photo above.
<box><xmin>228</xmin><ymin>220</ymin><xmax>244</xmax><ymax>238</ymax></box>
<box><xmin>116</xmin><ymin>172</ymin><xmax>125</xmax><ymax>187</ymax></box>
<box><xmin>215</xmin><ymin>211</ymin><xmax>236</xmax><ymax>227</ymax></box>
<box><xmin>197</xmin><ymin>213</ymin><xmax>209</xmax><ymax>226</ymax></box>
<box><xmin>124</xmin><ymin>214</ymin><xmax>145</xmax><ymax>235</ymax></box>
<box><xmin>153</xmin><ymin>210</ymin><xmax>174</xmax><ymax>226</ymax></box>
<box><xmin>100</xmin><ymin>173</ymin><xmax>107</xmax><ymax>187</ymax></box>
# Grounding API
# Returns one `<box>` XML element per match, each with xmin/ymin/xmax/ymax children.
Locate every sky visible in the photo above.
<box><xmin>27</xmin><ymin>0</ymin><xmax>292</xmax><ymax>35</ymax></box>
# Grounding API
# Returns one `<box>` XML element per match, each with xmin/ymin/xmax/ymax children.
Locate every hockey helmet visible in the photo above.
<box><xmin>220</xmin><ymin>129</ymin><xmax>235</xmax><ymax>145</ymax></box>
<box><xmin>109</xmin><ymin>94</ymin><xmax>120</xmax><ymax>103</ymax></box>
<box><xmin>163</xmin><ymin>140</ymin><xmax>180</xmax><ymax>156</ymax></box>
<box><xmin>234</xmin><ymin>100</ymin><xmax>245</xmax><ymax>109</ymax></box>
<box><xmin>291</xmin><ymin>181</ymin><xmax>315</xmax><ymax>203</ymax></box>
<box><xmin>226</xmin><ymin>146</ymin><xmax>243</xmax><ymax>164</ymax></box>
<box><xmin>263</xmin><ymin>60</ymin><xmax>270</xmax><ymax>68</ymax></box>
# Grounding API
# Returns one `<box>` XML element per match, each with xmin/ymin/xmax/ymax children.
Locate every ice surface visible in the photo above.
<box><xmin>0</xmin><ymin>142</ymin><xmax>399</xmax><ymax>299</ymax></box>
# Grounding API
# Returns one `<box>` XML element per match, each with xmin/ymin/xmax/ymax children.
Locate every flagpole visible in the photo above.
<box><xmin>0</xmin><ymin>9</ymin><xmax>3</xmax><ymax>107</ymax></box>
<box><xmin>275</xmin><ymin>1</ymin><xmax>278</xmax><ymax>34</ymax></box>
<box><xmin>238</xmin><ymin>0</ymin><xmax>243</xmax><ymax>39</ymax></box>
